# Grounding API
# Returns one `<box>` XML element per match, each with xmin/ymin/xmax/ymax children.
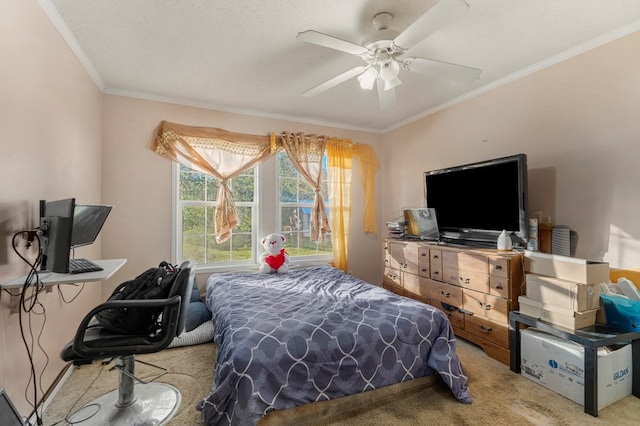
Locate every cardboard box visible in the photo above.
<box><xmin>519</xmin><ymin>296</ymin><xmax>598</xmax><ymax>330</ymax></box>
<box><xmin>526</xmin><ymin>273</ymin><xmax>600</xmax><ymax>311</ymax></box>
<box><xmin>521</xmin><ymin>328</ymin><xmax>632</xmax><ymax>410</ymax></box>
<box><xmin>524</xmin><ymin>251</ymin><xmax>609</xmax><ymax>284</ymax></box>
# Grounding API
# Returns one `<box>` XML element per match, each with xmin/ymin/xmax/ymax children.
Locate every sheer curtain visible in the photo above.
<box><xmin>279</xmin><ymin>132</ymin><xmax>330</xmax><ymax>243</ymax></box>
<box><xmin>326</xmin><ymin>137</ymin><xmax>352</xmax><ymax>271</ymax></box>
<box><xmin>152</xmin><ymin>121</ymin><xmax>273</xmax><ymax>243</ymax></box>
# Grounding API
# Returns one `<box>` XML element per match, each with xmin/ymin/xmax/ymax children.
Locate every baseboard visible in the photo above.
<box><xmin>28</xmin><ymin>364</ymin><xmax>75</xmax><ymax>425</ymax></box>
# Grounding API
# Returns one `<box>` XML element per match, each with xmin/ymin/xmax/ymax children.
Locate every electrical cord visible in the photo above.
<box><xmin>12</xmin><ymin>230</ymin><xmax>46</xmax><ymax>425</ymax></box>
<box><xmin>47</xmin><ymin>364</ymin><xmax>105</xmax><ymax>426</ymax></box>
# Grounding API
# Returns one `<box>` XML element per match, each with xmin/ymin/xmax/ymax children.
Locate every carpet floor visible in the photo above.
<box><xmin>43</xmin><ymin>337</ymin><xmax>639</xmax><ymax>425</ymax></box>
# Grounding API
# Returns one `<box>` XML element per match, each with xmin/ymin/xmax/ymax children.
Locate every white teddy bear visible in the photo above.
<box><xmin>259</xmin><ymin>233</ymin><xmax>290</xmax><ymax>274</ymax></box>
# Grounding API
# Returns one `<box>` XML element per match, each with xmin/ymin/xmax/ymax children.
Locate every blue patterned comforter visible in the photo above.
<box><xmin>197</xmin><ymin>266</ymin><xmax>471</xmax><ymax>425</ymax></box>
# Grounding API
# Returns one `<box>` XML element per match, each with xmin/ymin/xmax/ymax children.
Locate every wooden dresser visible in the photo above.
<box><xmin>382</xmin><ymin>238</ymin><xmax>524</xmax><ymax>365</ymax></box>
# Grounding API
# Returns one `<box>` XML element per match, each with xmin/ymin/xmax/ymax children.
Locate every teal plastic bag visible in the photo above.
<box><xmin>600</xmin><ymin>294</ymin><xmax>640</xmax><ymax>332</ymax></box>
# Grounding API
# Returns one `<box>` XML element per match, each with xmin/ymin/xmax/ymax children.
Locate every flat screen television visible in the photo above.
<box><xmin>424</xmin><ymin>153</ymin><xmax>528</xmax><ymax>247</ymax></box>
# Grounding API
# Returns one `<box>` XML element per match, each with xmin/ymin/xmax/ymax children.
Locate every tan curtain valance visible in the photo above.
<box><xmin>152</xmin><ymin>121</ymin><xmax>273</xmax><ymax>243</ymax></box>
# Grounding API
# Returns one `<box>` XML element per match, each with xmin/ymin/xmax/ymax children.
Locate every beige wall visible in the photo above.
<box><xmin>0</xmin><ymin>0</ymin><xmax>104</xmax><ymax>416</ymax></box>
<box><xmin>379</xmin><ymin>30</ymin><xmax>640</xmax><ymax>266</ymax></box>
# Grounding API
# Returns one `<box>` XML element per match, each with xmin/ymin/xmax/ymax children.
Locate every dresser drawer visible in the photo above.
<box><xmin>464</xmin><ymin>315</ymin><xmax>509</xmax><ymax>347</ymax></box>
<box><xmin>389</xmin><ymin>241</ymin><xmax>419</xmax><ymax>275</ymax></box>
<box><xmin>443</xmin><ymin>267</ymin><xmax>490</xmax><ymax>293</ymax></box>
<box><xmin>489</xmin><ymin>275</ymin><xmax>509</xmax><ymax>299</ymax></box>
<box><xmin>438</xmin><ymin>302</ymin><xmax>465</xmax><ymax>329</ymax></box>
<box><xmin>418</xmin><ymin>246</ymin><xmax>430</xmax><ymax>278</ymax></box>
<box><xmin>429</xmin><ymin>280</ymin><xmax>463</xmax><ymax>308</ymax></box>
<box><xmin>404</xmin><ymin>275</ymin><xmax>430</xmax><ymax>299</ymax></box>
<box><xmin>430</xmin><ymin>264</ymin><xmax>443</xmax><ymax>281</ymax></box>
<box><xmin>430</xmin><ymin>249</ymin><xmax>443</xmax><ymax>264</ymax></box>
<box><xmin>443</xmin><ymin>251</ymin><xmax>489</xmax><ymax>274</ymax></box>
<box><xmin>489</xmin><ymin>257</ymin><xmax>510</xmax><ymax>278</ymax></box>
<box><xmin>462</xmin><ymin>289</ymin><xmax>508</xmax><ymax>323</ymax></box>
<box><xmin>383</xmin><ymin>266</ymin><xmax>401</xmax><ymax>287</ymax></box>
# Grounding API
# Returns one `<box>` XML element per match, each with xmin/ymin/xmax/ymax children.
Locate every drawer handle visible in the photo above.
<box><xmin>477</xmin><ymin>301</ymin><xmax>492</xmax><ymax>310</ymax></box>
<box><xmin>401</xmin><ymin>263</ymin><xmax>408</xmax><ymax>269</ymax></box>
<box><xmin>440</xmin><ymin>290</ymin><xmax>451</xmax><ymax>297</ymax></box>
<box><xmin>421</xmin><ymin>268</ymin><xmax>428</xmax><ymax>273</ymax></box>
<box><xmin>494</xmin><ymin>265</ymin><xmax>503</xmax><ymax>270</ymax></box>
<box><xmin>432</xmin><ymin>271</ymin><xmax>439</xmax><ymax>276</ymax></box>
<box><xmin>479</xmin><ymin>324</ymin><xmax>493</xmax><ymax>333</ymax></box>
<box><xmin>421</xmin><ymin>252</ymin><xmax>427</xmax><ymax>257</ymax></box>
<box><xmin>432</xmin><ymin>255</ymin><xmax>439</xmax><ymax>260</ymax></box>
<box><xmin>494</xmin><ymin>284</ymin><xmax>503</xmax><ymax>290</ymax></box>
<box><xmin>459</xmin><ymin>277</ymin><xmax>470</xmax><ymax>284</ymax></box>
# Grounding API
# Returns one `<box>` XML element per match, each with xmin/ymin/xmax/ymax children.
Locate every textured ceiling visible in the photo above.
<box><xmin>43</xmin><ymin>0</ymin><xmax>640</xmax><ymax>132</ymax></box>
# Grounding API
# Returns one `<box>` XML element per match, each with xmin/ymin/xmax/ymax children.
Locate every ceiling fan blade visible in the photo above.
<box><xmin>376</xmin><ymin>78</ymin><xmax>396</xmax><ymax>110</ymax></box>
<box><xmin>403</xmin><ymin>56</ymin><xmax>481</xmax><ymax>84</ymax></box>
<box><xmin>303</xmin><ymin>66</ymin><xmax>367</xmax><ymax>97</ymax></box>
<box><xmin>297</xmin><ymin>30</ymin><xmax>368</xmax><ymax>55</ymax></box>
<box><xmin>393</xmin><ymin>0</ymin><xmax>469</xmax><ymax>50</ymax></box>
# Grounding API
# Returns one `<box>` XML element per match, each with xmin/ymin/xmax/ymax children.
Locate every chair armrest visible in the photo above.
<box><xmin>73</xmin><ymin>295</ymin><xmax>183</xmax><ymax>350</ymax></box>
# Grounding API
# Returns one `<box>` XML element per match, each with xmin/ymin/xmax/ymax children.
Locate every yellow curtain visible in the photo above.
<box><xmin>353</xmin><ymin>143</ymin><xmax>379</xmax><ymax>235</ymax></box>
<box><xmin>152</xmin><ymin>121</ymin><xmax>273</xmax><ymax>243</ymax></box>
<box><xmin>326</xmin><ymin>137</ymin><xmax>353</xmax><ymax>271</ymax></box>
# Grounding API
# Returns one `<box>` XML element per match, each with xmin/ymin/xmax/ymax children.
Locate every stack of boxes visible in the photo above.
<box><xmin>518</xmin><ymin>251</ymin><xmax>633</xmax><ymax>410</ymax></box>
<box><xmin>519</xmin><ymin>251</ymin><xmax>609</xmax><ymax>329</ymax></box>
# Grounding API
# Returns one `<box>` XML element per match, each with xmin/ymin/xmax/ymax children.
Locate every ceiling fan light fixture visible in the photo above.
<box><xmin>384</xmin><ymin>76</ymin><xmax>402</xmax><ymax>91</ymax></box>
<box><xmin>357</xmin><ymin>67</ymin><xmax>378</xmax><ymax>90</ymax></box>
<box><xmin>379</xmin><ymin>59</ymin><xmax>400</xmax><ymax>82</ymax></box>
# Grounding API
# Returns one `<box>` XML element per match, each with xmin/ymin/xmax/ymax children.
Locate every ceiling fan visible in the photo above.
<box><xmin>296</xmin><ymin>0</ymin><xmax>481</xmax><ymax>110</ymax></box>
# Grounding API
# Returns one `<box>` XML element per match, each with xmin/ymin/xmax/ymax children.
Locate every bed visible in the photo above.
<box><xmin>197</xmin><ymin>265</ymin><xmax>471</xmax><ymax>425</ymax></box>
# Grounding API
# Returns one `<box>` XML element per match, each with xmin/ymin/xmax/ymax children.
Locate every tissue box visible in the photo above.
<box><xmin>525</xmin><ymin>273</ymin><xmax>600</xmax><ymax>311</ymax></box>
<box><xmin>519</xmin><ymin>296</ymin><xmax>598</xmax><ymax>330</ymax></box>
<box><xmin>520</xmin><ymin>328</ymin><xmax>632</xmax><ymax>410</ymax></box>
<box><xmin>524</xmin><ymin>251</ymin><xmax>609</xmax><ymax>284</ymax></box>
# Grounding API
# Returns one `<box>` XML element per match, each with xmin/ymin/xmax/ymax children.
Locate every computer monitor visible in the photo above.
<box><xmin>71</xmin><ymin>205</ymin><xmax>113</xmax><ymax>248</ymax></box>
<box><xmin>39</xmin><ymin>198</ymin><xmax>75</xmax><ymax>273</ymax></box>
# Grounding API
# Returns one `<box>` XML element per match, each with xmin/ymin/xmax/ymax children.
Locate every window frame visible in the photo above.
<box><xmin>172</xmin><ymin>153</ymin><xmax>332</xmax><ymax>273</ymax></box>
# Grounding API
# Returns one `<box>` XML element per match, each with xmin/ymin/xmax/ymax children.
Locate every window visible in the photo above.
<box><xmin>176</xmin><ymin>165</ymin><xmax>256</xmax><ymax>267</ymax></box>
<box><xmin>278</xmin><ymin>151</ymin><xmax>332</xmax><ymax>257</ymax></box>
<box><xmin>174</xmin><ymin>152</ymin><xmax>331</xmax><ymax>269</ymax></box>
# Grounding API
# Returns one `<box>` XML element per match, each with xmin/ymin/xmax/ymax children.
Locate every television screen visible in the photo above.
<box><xmin>424</xmin><ymin>154</ymin><xmax>528</xmax><ymax>247</ymax></box>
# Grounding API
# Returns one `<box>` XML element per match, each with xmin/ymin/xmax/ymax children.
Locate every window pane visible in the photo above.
<box><xmin>299</xmin><ymin>181</ymin><xmax>314</xmax><ymax>203</ymax></box>
<box><xmin>278</xmin><ymin>151</ymin><xmax>297</xmax><ymax>177</ymax></box>
<box><xmin>279</xmin><ymin>177</ymin><xmax>297</xmax><ymax>202</ymax></box>
<box><xmin>183</xmin><ymin>235</ymin><xmax>205</xmax><ymax>264</ymax></box>
<box><xmin>180</xmin><ymin>170</ymin><xmax>205</xmax><ymax>201</ymax></box>
<box><xmin>231</xmin><ymin>234</ymin><xmax>252</xmax><ymax>260</ymax></box>
<box><xmin>235</xmin><ymin>206</ymin><xmax>253</xmax><ymax>232</ymax></box>
<box><xmin>207</xmin><ymin>238</ymin><xmax>231</xmax><ymax>263</ymax></box>
<box><xmin>183</xmin><ymin>206</ymin><xmax>205</xmax><ymax>234</ymax></box>
<box><xmin>206</xmin><ymin>175</ymin><xmax>219</xmax><ymax>202</ymax></box>
<box><xmin>232</xmin><ymin>173</ymin><xmax>254</xmax><ymax>202</ymax></box>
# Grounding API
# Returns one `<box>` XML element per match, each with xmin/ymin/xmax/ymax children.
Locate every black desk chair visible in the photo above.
<box><xmin>60</xmin><ymin>260</ymin><xmax>194</xmax><ymax>425</ymax></box>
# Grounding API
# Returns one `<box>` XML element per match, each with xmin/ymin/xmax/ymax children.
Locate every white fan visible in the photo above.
<box><xmin>297</xmin><ymin>0</ymin><xmax>481</xmax><ymax>110</ymax></box>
